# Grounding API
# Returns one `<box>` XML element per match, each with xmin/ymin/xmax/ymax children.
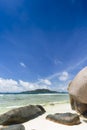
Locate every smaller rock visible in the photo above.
<box><xmin>46</xmin><ymin>112</ymin><xmax>80</xmax><ymax>125</ymax></box>
<box><xmin>0</xmin><ymin>124</ymin><xmax>25</xmax><ymax>130</ymax></box>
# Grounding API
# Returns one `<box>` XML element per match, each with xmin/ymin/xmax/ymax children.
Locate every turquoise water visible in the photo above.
<box><xmin>0</xmin><ymin>93</ymin><xmax>69</xmax><ymax>114</ymax></box>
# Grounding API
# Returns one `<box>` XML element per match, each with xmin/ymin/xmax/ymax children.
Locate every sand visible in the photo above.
<box><xmin>23</xmin><ymin>103</ymin><xmax>87</xmax><ymax>130</ymax></box>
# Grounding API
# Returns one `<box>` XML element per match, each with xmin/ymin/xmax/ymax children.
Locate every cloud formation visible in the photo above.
<box><xmin>20</xmin><ymin>62</ymin><xmax>26</xmax><ymax>68</ymax></box>
<box><xmin>0</xmin><ymin>78</ymin><xmax>22</xmax><ymax>92</ymax></box>
<box><xmin>38</xmin><ymin>79</ymin><xmax>52</xmax><ymax>85</ymax></box>
<box><xmin>67</xmin><ymin>57</ymin><xmax>87</xmax><ymax>72</ymax></box>
<box><xmin>0</xmin><ymin>71</ymin><xmax>70</xmax><ymax>93</ymax></box>
<box><xmin>54</xmin><ymin>59</ymin><xmax>62</xmax><ymax>65</ymax></box>
<box><xmin>0</xmin><ymin>78</ymin><xmax>51</xmax><ymax>93</ymax></box>
<box><xmin>58</xmin><ymin>71</ymin><xmax>69</xmax><ymax>81</ymax></box>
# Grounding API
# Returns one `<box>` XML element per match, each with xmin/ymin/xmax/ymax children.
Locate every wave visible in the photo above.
<box><xmin>6</xmin><ymin>105</ymin><xmax>23</xmax><ymax>109</ymax></box>
<box><xmin>35</xmin><ymin>93</ymin><xmax>68</xmax><ymax>96</ymax></box>
<box><xmin>0</xmin><ymin>94</ymin><xmax>4</xmax><ymax>97</ymax></box>
<box><xmin>42</xmin><ymin>100</ymin><xmax>69</xmax><ymax>106</ymax></box>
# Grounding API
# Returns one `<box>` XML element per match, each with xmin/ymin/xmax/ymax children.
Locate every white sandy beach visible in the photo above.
<box><xmin>0</xmin><ymin>103</ymin><xmax>86</xmax><ymax>129</ymax></box>
<box><xmin>22</xmin><ymin>103</ymin><xmax>87</xmax><ymax>130</ymax></box>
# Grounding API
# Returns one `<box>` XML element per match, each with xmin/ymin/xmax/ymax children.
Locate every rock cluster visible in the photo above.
<box><xmin>0</xmin><ymin>105</ymin><xmax>45</xmax><ymax>129</ymax></box>
<box><xmin>1</xmin><ymin>67</ymin><xmax>87</xmax><ymax>129</ymax></box>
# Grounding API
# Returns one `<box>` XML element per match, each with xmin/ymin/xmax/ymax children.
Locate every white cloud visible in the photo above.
<box><xmin>0</xmin><ymin>78</ymin><xmax>38</xmax><ymax>92</ymax></box>
<box><xmin>38</xmin><ymin>79</ymin><xmax>51</xmax><ymax>85</ymax></box>
<box><xmin>19</xmin><ymin>80</ymin><xmax>30</xmax><ymax>88</ymax></box>
<box><xmin>0</xmin><ymin>70</ymin><xmax>70</xmax><ymax>93</ymax></box>
<box><xmin>20</xmin><ymin>62</ymin><xmax>26</xmax><ymax>68</ymax></box>
<box><xmin>67</xmin><ymin>57</ymin><xmax>87</xmax><ymax>72</ymax></box>
<box><xmin>0</xmin><ymin>78</ymin><xmax>17</xmax><ymax>87</ymax></box>
<box><xmin>45</xmin><ymin>71</ymin><xmax>69</xmax><ymax>82</ymax></box>
<box><xmin>19</xmin><ymin>80</ymin><xmax>49</xmax><ymax>91</ymax></box>
<box><xmin>47</xmin><ymin>72</ymin><xmax>61</xmax><ymax>80</ymax></box>
<box><xmin>0</xmin><ymin>77</ymin><xmax>51</xmax><ymax>93</ymax></box>
<box><xmin>42</xmin><ymin>79</ymin><xmax>51</xmax><ymax>85</ymax></box>
<box><xmin>54</xmin><ymin>59</ymin><xmax>62</xmax><ymax>65</ymax></box>
<box><xmin>0</xmin><ymin>78</ymin><xmax>22</xmax><ymax>92</ymax></box>
<box><xmin>56</xmin><ymin>86</ymin><xmax>67</xmax><ymax>92</ymax></box>
<box><xmin>58</xmin><ymin>71</ymin><xmax>69</xmax><ymax>81</ymax></box>
<box><xmin>19</xmin><ymin>80</ymin><xmax>36</xmax><ymax>90</ymax></box>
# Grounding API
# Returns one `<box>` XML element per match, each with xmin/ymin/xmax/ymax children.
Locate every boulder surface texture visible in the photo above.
<box><xmin>68</xmin><ymin>67</ymin><xmax>87</xmax><ymax>104</ymax></box>
<box><xmin>68</xmin><ymin>67</ymin><xmax>87</xmax><ymax>115</ymax></box>
<box><xmin>0</xmin><ymin>124</ymin><xmax>25</xmax><ymax>130</ymax></box>
<box><xmin>46</xmin><ymin>112</ymin><xmax>80</xmax><ymax>125</ymax></box>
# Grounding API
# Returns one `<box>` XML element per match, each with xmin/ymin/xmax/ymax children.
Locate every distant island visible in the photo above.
<box><xmin>20</xmin><ymin>89</ymin><xmax>58</xmax><ymax>94</ymax></box>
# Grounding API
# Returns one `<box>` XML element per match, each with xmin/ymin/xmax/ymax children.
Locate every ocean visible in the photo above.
<box><xmin>0</xmin><ymin>93</ymin><xmax>69</xmax><ymax>114</ymax></box>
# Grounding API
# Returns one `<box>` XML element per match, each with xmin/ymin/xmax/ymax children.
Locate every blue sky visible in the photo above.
<box><xmin>0</xmin><ymin>0</ymin><xmax>87</xmax><ymax>92</ymax></box>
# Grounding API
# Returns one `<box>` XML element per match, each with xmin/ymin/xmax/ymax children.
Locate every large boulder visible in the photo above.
<box><xmin>0</xmin><ymin>124</ymin><xmax>25</xmax><ymax>130</ymax></box>
<box><xmin>68</xmin><ymin>67</ymin><xmax>87</xmax><ymax>115</ymax></box>
<box><xmin>46</xmin><ymin>113</ymin><xmax>80</xmax><ymax>125</ymax></box>
<box><xmin>69</xmin><ymin>94</ymin><xmax>87</xmax><ymax>114</ymax></box>
<box><xmin>68</xmin><ymin>67</ymin><xmax>87</xmax><ymax>104</ymax></box>
<box><xmin>0</xmin><ymin>105</ymin><xmax>45</xmax><ymax>125</ymax></box>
